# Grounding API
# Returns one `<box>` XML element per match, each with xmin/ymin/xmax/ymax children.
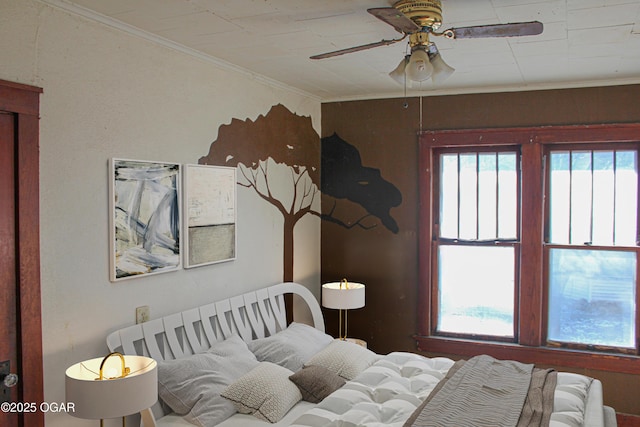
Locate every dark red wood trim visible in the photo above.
<box><xmin>0</xmin><ymin>79</ymin><xmax>44</xmax><ymax>427</ymax></box>
<box><xmin>419</xmin><ymin>123</ymin><xmax>640</xmax><ymax>147</ymax></box>
<box><xmin>17</xmin><ymin>114</ymin><xmax>43</xmax><ymax>427</ymax></box>
<box><xmin>531</xmin><ymin>124</ymin><xmax>640</xmax><ymax>144</ymax></box>
<box><xmin>0</xmin><ymin>80</ymin><xmax>42</xmax><ymax>93</ymax></box>
<box><xmin>420</xmin><ymin>128</ymin><xmax>534</xmax><ymax>147</ymax></box>
<box><xmin>617</xmin><ymin>413</ymin><xmax>640</xmax><ymax>427</ymax></box>
<box><xmin>0</xmin><ymin>80</ymin><xmax>42</xmax><ymax>117</ymax></box>
<box><xmin>417</xmin><ymin>141</ymin><xmax>433</xmax><ymax>336</ymax></box>
<box><xmin>415</xmin><ymin>335</ymin><xmax>640</xmax><ymax>374</ymax></box>
<box><xmin>519</xmin><ymin>143</ymin><xmax>544</xmax><ymax>346</ymax></box>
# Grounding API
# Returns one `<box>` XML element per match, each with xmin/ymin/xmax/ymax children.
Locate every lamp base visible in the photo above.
<box><xmin>343</xmin><ymin>337</ymin><xmax>367</xmax><ymax>348</ymax></box>
<box><xmin>140</xmin><ymin>408</ymin><xmax>156</xmax><ymax>427</ymax></box>
<box><xmin>99</xmin><ymin>417</ymin><xmax>125</xmax><ymax>427</ymax></box>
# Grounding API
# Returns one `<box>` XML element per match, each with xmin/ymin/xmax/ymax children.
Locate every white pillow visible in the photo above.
<box><xmin>157</xmin><ymin>335</ymin><xmax>258</xmax><ymax>427</ymax></box>
<box><xmin>248</xmin><ymin>322</ymin><xmax>333</xmax><ymax>372</ymax></box>
<box><xmin>305</xmin><ymin>339</ymin><xmax>379</xmax><ymax>380</ymax></box>
<box><xmin>221</xmin><ymin>362</ymin><xmax>302</xmax><ymax>423</ymax></box>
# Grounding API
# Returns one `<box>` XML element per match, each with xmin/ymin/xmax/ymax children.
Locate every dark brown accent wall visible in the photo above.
<box><xmin>321</xmin><ymin>84</ymin><xmax>640</xmax><ymax>415</ymax></box>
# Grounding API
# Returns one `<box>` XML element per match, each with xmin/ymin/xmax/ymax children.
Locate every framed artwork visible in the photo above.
<box><xmin>183</xmin><ymin>164</ymin><xmax>237</xmax><ymax>268</ymax></box>
<box><xmin>109</xmin><ymin>158</ymin><xmax>181</xmax><ymax>281</ymax></box>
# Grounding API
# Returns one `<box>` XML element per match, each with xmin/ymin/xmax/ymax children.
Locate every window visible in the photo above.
<box><xmin>546</xmin><ymin>148</ymin><xmax>637</xmax><ymax>349</ymax></box>
<box><xmin>435</xmin><ymin>150</ymin><xmax>519</xmax><ymax>339</ymax></box>
<box><xmin>418</xmin><ymin>125</ymin><xmax>640</xmax><ymax>370</ymax></box>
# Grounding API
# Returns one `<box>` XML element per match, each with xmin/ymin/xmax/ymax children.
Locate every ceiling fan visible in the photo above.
<box><xmin>310</xmin><ymin>0</ymin><xmax>544</xmax><ymax>85</ymax></box>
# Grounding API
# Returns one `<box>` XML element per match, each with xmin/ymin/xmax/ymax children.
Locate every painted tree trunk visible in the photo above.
<box><xmin>283</xmin><ymin>214</ymin><xmax>295</xmax><ymax>282</ymax></box>
<box><xmin>282</xmin><ymin>214</ymin><xmax>297</xmax><ymax>323</ymax></box>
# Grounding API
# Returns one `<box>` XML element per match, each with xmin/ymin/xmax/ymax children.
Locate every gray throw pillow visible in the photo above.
<box><xmin>289</xmin><ymin>365</ymin><xmax>345</xmax><ymax>403</ymax></box>
<box><xmin>248</xmin><ymin>322</ymin><xmax>333</xmax><ymax>372</ymax></box>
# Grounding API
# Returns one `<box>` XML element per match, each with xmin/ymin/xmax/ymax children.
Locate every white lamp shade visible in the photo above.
<box><xmin>322</xmin><ymin>281</ymin><xmax>365</xmax><ymax>310</ymax></box>
<box><xmin>65</xmin><ymin>355</ymin><xmax>157</xmax><ymax>420</ymax></box>
<box><xmin>389</xmin><ymin>56</ymin><xmax>409</xmax><ymax>85</ymax></box>
<box><xmin>406</xmin><ymin>49</ymin><xmax>433</xmax><ymax>82</ymax></box>
<box><xmin>430</xmin><ymin>53</ymin><xmax>455</xmax><ymax>83</ymax></box>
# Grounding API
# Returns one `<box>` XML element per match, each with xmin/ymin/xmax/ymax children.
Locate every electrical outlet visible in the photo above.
<box><xmin>136</xmin><ymin>306</ymin><xmax>150</xmax><ymax>324</ymax></box>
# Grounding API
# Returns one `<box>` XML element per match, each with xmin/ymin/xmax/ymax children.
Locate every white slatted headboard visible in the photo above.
<box><xmin>106</xmin><ymin>282</ymin><xmax>324</xmax><ymax>360</ymax></box>
<box><xmin>106</xmin><ymin>282</ymin><xmax>324</xmax><ymax>426</ymax></box>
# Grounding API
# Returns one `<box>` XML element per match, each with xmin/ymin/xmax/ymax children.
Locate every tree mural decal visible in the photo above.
<box><xmin>321</xmin><ymin>133</ymin><xmax>402</xmax><ymax>234</ymax></box>
<box><xmin>199</xmin><ymin>104</ymin><xmax>320</xmax><ymax>282</ymax></box>
<box><xmin>199</xmin><ymin>104</ymin><xmax>401</xmax><ymax>282</ymax></box>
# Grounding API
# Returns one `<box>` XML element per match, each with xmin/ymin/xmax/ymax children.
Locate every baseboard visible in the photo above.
<box><xmin>617</xmin><ymin>413</ymin><xmax>640</xmax><ymax>427</ymax></box>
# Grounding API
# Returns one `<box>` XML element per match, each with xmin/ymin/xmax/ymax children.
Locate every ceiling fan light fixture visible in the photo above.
<box><xmin>389</xmin><ymin>55</ymin><xmax>410</xmax><ymax>85</ymax></box>
<box><xmin>406</xmin><ymin>48</ymin><xmax>433</xmax><ymax>82</ymax></box>
<box><xmin>429</xmin><ymin>52</ymin><xmax>455</xmax><ymax>83</ymax></box>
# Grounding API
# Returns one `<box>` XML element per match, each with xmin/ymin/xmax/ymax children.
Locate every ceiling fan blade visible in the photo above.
<box><xmin>310</xmin><ymin>36</ymin><xmax>405</xmax><ymax>60</ymax></box>
<box><xmin>443</xmin><ymin>21</ymin><xmax>543</xmax><ymax>39</ymax></box>
<box><xmin>367</xmin><ymin>7</ymin><xmax>421</xmax><ymax>34</ymax></box>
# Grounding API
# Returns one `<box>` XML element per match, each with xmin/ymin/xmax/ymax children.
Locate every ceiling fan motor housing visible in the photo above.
<box><xmin>409</xmin><ymin>32</ymin><xmax>430</xmax><ymax>49</ymax></box>
<box><xmin>393</xmin><ymin>0</ymin><xmax>443</xmax><ymax>30</ymax></box>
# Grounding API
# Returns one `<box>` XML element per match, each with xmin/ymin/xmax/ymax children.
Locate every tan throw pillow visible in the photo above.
<box><xmin>304</xmin><ymin>339</ymin><xmax>379</xmax><ymax>380</ymax></box>
<box><xmin>221</xmin><ymin>362</ymin><xmax>302</xmax><ymax>423</ymax></box>
<box><xmin>289</xmin><ymin>365</ymin><xmax>345</xmax><ymax>403</ymax></box>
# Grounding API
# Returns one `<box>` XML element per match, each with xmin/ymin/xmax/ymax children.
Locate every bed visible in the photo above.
<box><xmin>106</xmin><ymin>282</ymin><xmax>617</xmax><ymax>427</ymax></box>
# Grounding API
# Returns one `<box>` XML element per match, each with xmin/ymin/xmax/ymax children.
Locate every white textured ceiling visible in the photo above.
<box><xmin>48</xmin><ymin>0</ymin><xmax>640</xmax><ymax>101</ymax></box>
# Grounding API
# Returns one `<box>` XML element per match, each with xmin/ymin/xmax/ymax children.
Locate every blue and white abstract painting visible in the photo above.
<box><xmin>110</xmin><ymin>158</ymin><xmax>181</xmax><ymax>281</ymax></box>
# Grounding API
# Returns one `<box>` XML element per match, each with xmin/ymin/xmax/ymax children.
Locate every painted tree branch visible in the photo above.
<box><xmin>291</xmin><ymin>166</ymin><xmax>318</xmax><ymax>217</ymax></box>
<box><xmin>238</xmin><ymin>161</ymin><xmax>289</xmax><ymax>217</ymax></box>
<box><xmin>315</xmin><ymin>199</ymin><xmax>377</xmax><ymax>230</ymax></box>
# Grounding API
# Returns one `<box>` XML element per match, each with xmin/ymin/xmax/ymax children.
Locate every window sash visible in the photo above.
<box><xmin>543</xmin><ymin>145</ymin><xmax>639</xmax><ymax>352</ymax></box>
<box><xmin>433</xmin><ymin>148</ymin><xmax>520</xmax><ymax>340</ymax></box>
<box><xmin>436</xmin><ymin>148</ymin><xmax>520</xmax><ymax>242</ymax></box>
<box><xmin>547</xmin><ymin>148</ymin><xmax>638</xmax><ymax>247</ymax></box>
<box><xmin>433</xmin><ymin>242</ymin><xmax>519</xmax><ymax>341</ymax></box>
<box><xmin>545</xmin><ymin>244</ymin><xmax>638</xmax><ymax>351</ymax></box>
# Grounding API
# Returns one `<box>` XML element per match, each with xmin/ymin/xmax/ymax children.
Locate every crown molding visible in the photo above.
<box><xmin>37</xmin><ymin>0</ymin><xmax>321</xmax><ymax>102</ymax></box>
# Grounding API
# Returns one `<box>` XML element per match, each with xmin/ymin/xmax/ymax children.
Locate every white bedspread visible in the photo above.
<box><xmin>289</xmin><ymin>352</ymin><xmax>603</xmax><ymax>427</ymax></box>
<box><xmin>156</xmin><ymin>352</ymin><xmax>606</xmax><ymax>427</ymax></box>
<box><xmin>291</xmin><ymin>352</ymin><xmax>454</xmax><ymax>427</ymax></box>
<box><xmin>157</xmin><ymin>401</ymin><xmax>317</xmax><ymax>427</ymax></box>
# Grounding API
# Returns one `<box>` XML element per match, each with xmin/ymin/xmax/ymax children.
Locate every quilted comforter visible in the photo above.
<box><xmin>403</xmin><ymin>355</ymin><xmax>557</xmax><ymax>427</ymax></box>
<box><xmin>289</xmin><ymin>352</ymin><xmax>598</xmax><ymax>427</ymax></box>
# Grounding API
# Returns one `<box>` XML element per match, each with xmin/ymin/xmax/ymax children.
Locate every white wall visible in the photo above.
<box><xmin>1</xmin><ymin>0</ymin><xmax>321</xmax><ymax>425</ymax></box>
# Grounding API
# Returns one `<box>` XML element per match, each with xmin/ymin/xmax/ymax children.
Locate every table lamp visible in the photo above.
<box><xmin>65</xmin><ymin>352</ymin><xmax>158</xmax><ymax>427</ymax></box>
<box><xmin>322</xmin><ymin>278</ymin><xmax>365</xmax><ymax>340</ymax></box>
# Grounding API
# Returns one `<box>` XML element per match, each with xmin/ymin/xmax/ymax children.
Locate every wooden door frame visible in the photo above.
<box><xmin>0</xmin><ymin>79</ymin><xmax>43</xmax><ymax>426</ymax></box>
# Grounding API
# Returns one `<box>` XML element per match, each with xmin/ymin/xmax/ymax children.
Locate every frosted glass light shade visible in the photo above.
<box><xmin>322</xmin><ymin>281</ymin><xmax>365</xmax><ymax>310</ymax></box>
<box><xmin>389</xmin><ymin>56</ymin><xmax>410</xmax><ymax>85</ymax></box>
<box><xmin>430</xmin><ymin>53</ymin><xmax>455</xmax><ymax>83</ymax></box>
<box><xmin>406</xmin><ymin>49</ymin><xmax>433</xmax><ymax>82</ymax></box>
<box><xmin>65</xmin><ymin>355</ymin><xmax>157</xmax><ymax>420</ymax></box>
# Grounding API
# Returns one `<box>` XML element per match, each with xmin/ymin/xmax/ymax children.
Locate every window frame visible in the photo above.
<box><xmin>543</xmin><ymin>143</ymin><xmax>640</xmax><ymax>353</ymax></box>
<box><xmin>417</xmin><ymin>123</ymin><xmax>640</xmax><ymax>374</ymax></box>
<box><xmin>432</xmin><ymin>147</ymin><xmax>522</xmax><ymax>342</ymax></box>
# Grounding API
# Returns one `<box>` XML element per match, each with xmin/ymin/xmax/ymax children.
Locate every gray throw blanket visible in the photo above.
<box><xmin>404</xmin><ymin>355</ymin><xmax>557</xmax><ymax>427</ymax></box>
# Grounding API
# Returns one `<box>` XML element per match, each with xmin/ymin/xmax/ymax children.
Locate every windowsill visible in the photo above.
<box><xmin>414</xmin><ymin>335</ymin><xmax>640</xmax><ymax>374</ymax></box>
